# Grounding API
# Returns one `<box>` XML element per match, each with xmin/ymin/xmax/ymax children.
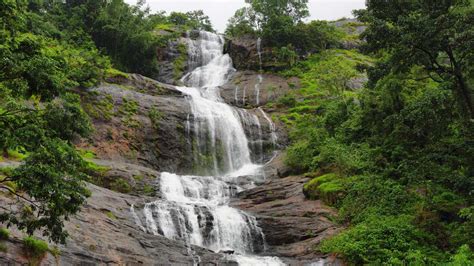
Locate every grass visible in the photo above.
<box><xmin>173</xmin><ymin>42</ymin><xmax>188</xmax><ymax>81</ymax></box>
<box><xmin>23</xmin><ymin>236</ymin><xmax>49</xmax><ymax>259</ymax></box>
<box><xmin>133</xmin><ymin>175</ymin><xmax>144</xmax><ymax>181</ymax></box>
<box><xmin>105</xmin><ymin>68</ymin><xmax>129</xmax><ymax>79</ymax></box>
<box><xmin>105</xmin><ymin>211</ymin><xmax>116</xmax><ymax>220</ymax></box>
<box><xmin>0</xmin><ymin>149</ymin><xmax>29</xmax><ymax>161</ymax></box>
<box><xmin>303</xmin><ymin>173</ymin><xmax>345</xmax><ymax>205</ymax></box>
<box><xmin>143</xmin><ymin>184</ymin><xmax>154</xmax><ymax>196</ymax></box>
<box><xmin>148</xmin><ymin>107</ymin><xmax>162</xmax><ymax>131</ymax></box>
<box><xmin>78</xmin><ymin>149</ymin><xmax>96</xmax><ymax>160</ymax></box>
<box><xmin>119</xmin><ymin>97</ymin><xmax>140</xmax><ymax>128</ymax></box>
<box><xmin>86</xmin><ymin>161</ymin><xmax>110</xmax><ymax>174</ymax></box>
<box><xmin>0</xmin><ymin>227</ymin><xmax>10</xmax><ymax>240</ymax></box>
<box><xmin>83</xmin><ymin>93</ymin><xmax>114</xmax><ymax>121</ymax></box>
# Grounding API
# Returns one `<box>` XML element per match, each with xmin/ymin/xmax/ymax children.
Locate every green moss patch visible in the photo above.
<box><xmin>303</xmin><ymin>173</ymin><xmax>345</xmax><ymax>205</ymax></box>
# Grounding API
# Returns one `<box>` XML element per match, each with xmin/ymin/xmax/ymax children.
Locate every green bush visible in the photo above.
<box><xmin>448</xmin><ymin>245</ymin><xmax>474</xmax><ymax>265</ymax></box>
<box><xmin>281</xmin><ymin>45</ymin><xmax>473</xmax><ymax>263</ymax></box>
<box><xmin>23</xmin><ymin>236</ymin><xmax>49</xmax><ymax>259</ymax></box>
<box><xmin>0</xmin><ymin>227</ymin><xmax>10</xmax><ymax>240</ymax></box>
<box><xmin>320</xmin><ymin>215</ymin><xmax>441</xmax><ymax>264</ymax></box>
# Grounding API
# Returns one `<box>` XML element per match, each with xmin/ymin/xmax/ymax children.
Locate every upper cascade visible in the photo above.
<box><xmin>182</xmin><ymin>31</ymin><xmax>235</xmax><ymax>89</ymax></box>
<box><xmin>177</xmin><ymin>31</ymin><xmax>256</xmax><ymax>175</ymax></box>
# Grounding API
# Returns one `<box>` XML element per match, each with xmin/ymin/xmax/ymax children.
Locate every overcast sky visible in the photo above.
<box><xmin>125</xmin><ymin>0</ymin><xmax>366</xmax><ymax>33</ymax></box>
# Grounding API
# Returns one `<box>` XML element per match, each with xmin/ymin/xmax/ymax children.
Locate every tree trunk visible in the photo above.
<box><xmin>454</xmin><ymin>70</ymin><xmax>474</xmax><ymax>120</ymax></box>
<box><xmin>446</xmin><ymin>48</ymin><xmax>474</xmax><ymax>119</ymax></box>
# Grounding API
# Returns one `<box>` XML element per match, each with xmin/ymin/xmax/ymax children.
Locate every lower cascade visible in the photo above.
<box><xmin>133</xmin><ymin>31</ymin><xmax>285</xmax><ymax>265</ymax></box>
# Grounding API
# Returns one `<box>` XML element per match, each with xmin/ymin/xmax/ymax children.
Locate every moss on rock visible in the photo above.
<box><xmin>303</xmin><ymin>173</ymin><xmax>345</xmax><ymax>205</ymax></box>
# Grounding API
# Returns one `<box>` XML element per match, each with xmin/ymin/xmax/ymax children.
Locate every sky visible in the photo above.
<box><xmin>125</xmin><ymin>0</ymin><xmax>366</xmax><ymax>33</ymax></box>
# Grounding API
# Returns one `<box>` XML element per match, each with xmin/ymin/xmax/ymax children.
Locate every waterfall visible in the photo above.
<box><xmin>257</xmin><ymin>37</ymin><xmax>263</xmax><ymax>68</ymax></box>
<box><xmin>255</xmin><ymin>38</ymin><xmax>264</xmax><ymax>105</ymax></box>
<box><xmin>137</xmin><ymin>31</ymin><xmax>284</xmax><ymax>265</ymax></box>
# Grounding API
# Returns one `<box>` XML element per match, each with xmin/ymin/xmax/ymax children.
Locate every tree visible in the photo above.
<box><xmin>226</xmin><ymin>0</ymin><xmax>311</xmax><ymax>48</ymax></box>
<box><xmin>185</xmin><ymin>10</ymin><xmax>214</xmax><ymax>32</ymax></box>
<box><xmin>168</xmin><ymin>10</ymin><xmax>214</xmax><ymax>32</ymax></box>
<box><xmin>0</xmin><ymin>1</ymin><xmax>97</xmax><ymax>244</ymax></box>
<box><xmin>0</xmin><ymin>140</ymin><xmax>91</xmax><ymax>244</ymax></box>
<box><xmin>245</xmin><ymin>0</ymin><xmax>309</xmax><ymax>26</ymax></box>
<box><xmin>225</xmin><ymin>7</ymin><xmax>258</xmax><ymax>37</ymax></box>
<box><xmin>355</xmin><ymin>0</ymin><xmax>474</xmax><ymax>119</ymax></box>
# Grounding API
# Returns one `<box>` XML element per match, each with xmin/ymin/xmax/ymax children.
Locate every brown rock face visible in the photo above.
<box><xmin>77</xmin><ymin>74</ymin><xmax>194</xmax><ymax>174</ymax></box>
<box><xmin>232</xmin><ymin>171</ymin><xmax>341</xmax><ymax>264</ymax></box>
<box><xmin>78</xmin><ymin>73</ymin><xmax>285</xmax><ymax>176</ymax></box>
<box><xmin>0</xmin><ymin>181</ymin><xmax>230</xmax><ymax>265</ymax></box>
<box><xmin>220</xmin><ymin>71</ymin><xmax>300</xmax><ymax>109</ymax></box>
<box><xmin>226</xmin><ymin>37</ymin><xmax>287</xmax><ymax>71</ymax></box>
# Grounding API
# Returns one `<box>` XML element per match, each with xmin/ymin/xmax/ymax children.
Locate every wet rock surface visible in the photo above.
<box><xmin>77</xmin><ymin>74</ymin><xmax>194</xmax><ymax>175</ymax></box>
<box><xmin>226</xmin><ymin>37</ymin><xmax>286</xmax><ymax>71</ymax></box>
<box><xmin>220</xmin><ymin>71</ymin><xmax>300</xmax><ymax>109</ymax></box>
<box><xmin>155</xmin><ymin>36</ymin><xmax>189</xmax><ymax>85</ymax></box>
<box><xmin>77</xmin><ymin>73</ymin><xmax>284</xmax><ymax>176</ymax></box>
<box><xmin>0</xmin><ymin>182</ymin><xmax>233</xmax><ymax>265</ymax></box>
<box><xmin>232</xmin><ymin>171</ymin><xmax>341</xmax><ymax>264</ymax></box>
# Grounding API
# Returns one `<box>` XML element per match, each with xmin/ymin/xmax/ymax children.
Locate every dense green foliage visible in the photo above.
<box><xmin>23</xmin><ymin>0</ymin><xmax>213</xmax><ymax>76</ymax></box>
<box><xmin>0</xmin><ymin>0</ymin><xmax>97</xmax><ymax>244</ymax></box>
<box><xmin>278</xmin><ymin>1</ymin><xmax>474</xmax><ymax>264</ymax></box>
<box><xmin>356</xmin><ymin>0</ymin><xmax>474</xmax><ymax>119</ymax></box>
<box><xmin>226</xmin><ymin>0</ymin><xmax>345</xmax><ymax>65</ymax></box>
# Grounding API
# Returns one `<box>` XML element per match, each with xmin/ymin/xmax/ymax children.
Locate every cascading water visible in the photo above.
<box><xmin>255</xmin><ymin>37</ymin><xmax>264</xmax><ymax>105</ymax></box>
<box><xmin>136</xmin><ymin>31</ymin><xmax>284</xmax><ymax>265</ymax></box>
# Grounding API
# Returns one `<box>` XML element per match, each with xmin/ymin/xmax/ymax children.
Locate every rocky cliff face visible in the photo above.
<box><xmin>233</xmin><ymin>169</ymin><xmax>342</xmax><ymax>265</ymax></box>
<box><xmin>77</xmin><ymin>73</ymin><xmax>283</xmax><ymax>175</ymax></box>
<box><xmin>0</xmin><ymin>34</ymin><xmax>341</xmax><ymax>265</ymax></box>
<box><xmin>220</xmin><ymin>71</ymin><xmax>300</xmax><ymax>109</ymax></box>
<box><xmin>0</xmin><ymin>170</ymin><xmax>232</xmax><ymax>265</ymax></box>
<box><xmin>226</xmin><ymin>37</ymin><xmax>288</xmax><ymax>71</ymax></box>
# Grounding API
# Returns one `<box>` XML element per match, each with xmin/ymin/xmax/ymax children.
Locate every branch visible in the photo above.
<box><xmin>0</xmin><ymin>177</ymin><xmax>13</xmax><ymax>183</ymax></box>
<box><xmin>413</xmin><ymin>46</ymin><xmax>452</xmax><ymax>75</ymax></box>
<box><xmin>0</xmin><ymin>186</ymin><xmax>40</xmax><ymax>208</ymax></box>
<box><xmin>0</xmin><ymin>107</ymin><xmax>35</xmax><ymax>119</ymax></box>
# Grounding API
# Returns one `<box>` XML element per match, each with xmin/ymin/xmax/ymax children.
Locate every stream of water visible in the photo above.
<box><xmin>136</xmin><ymin>31</ymin><xmax>285</xmax><ymax>265</ymax></box>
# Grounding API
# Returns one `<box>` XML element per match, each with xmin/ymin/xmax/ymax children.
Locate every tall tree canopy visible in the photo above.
<box><xmin>245</xmin><ymin>0</ymin><xmax>309</xmax><ymax>27</ymax></box>
<box><xmin>356</xmin><ymin>0</ymin><xmax>474</xmax><ymax>119</ymax></box>
<box><xmin>227</xmin><ymin>0</ymin><xmax>309</xmax><ymax>41</ymax></box>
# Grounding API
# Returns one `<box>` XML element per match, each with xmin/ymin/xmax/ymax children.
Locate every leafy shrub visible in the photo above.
<box><xmin>320</xmin><ymin>215</ymin><xmax>441</xmax><ymax>264</ymax></box>
<box><xmin>0</xmin><ymin>227</ymin><xmax>10</xmax><ymax>240</ymax></box>
<box><xmin>23</xmin><ymin>236</ymin><xmax>49</xmax><ymax>259</ymax></box>
<box><xmin>448</xmin><ymin>245</ymin><xmax>474</xmax><ymax>265</ymax></box>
